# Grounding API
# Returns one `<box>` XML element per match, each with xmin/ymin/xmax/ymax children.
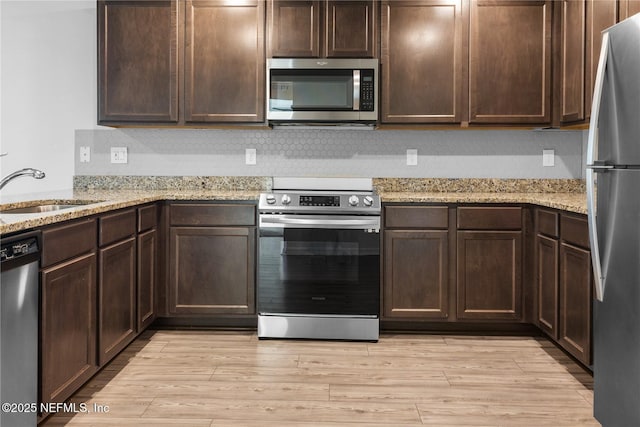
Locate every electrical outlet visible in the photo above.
<box><xmin>79</xmin><ymin>146</ymin><xmax>90</xmax><ymax>163</ymax></box>
<box><xmin>543</xmin><ymin>149</ymin><xmax>555</xmax><ymax>167</ymax></box>
<box><xmin>406</xmin><ymin>149</ymin><xmax>418</xmax><ymax>166</ymax></box>
<box><xmin>111</xmin><ymin>147</ymin><xmax>128</xmax><ymax>164</ymax></box>
<box><xmin>245</xmin><ymin>148</ymin><xmax>257</xmax><ymax>165</ymax></box>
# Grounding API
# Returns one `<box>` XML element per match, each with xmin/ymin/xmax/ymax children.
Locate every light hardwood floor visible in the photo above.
<box><xmin>42</xmin><ymin>330</ymin><xmax>599</xmax><ymax>426</ymax></box>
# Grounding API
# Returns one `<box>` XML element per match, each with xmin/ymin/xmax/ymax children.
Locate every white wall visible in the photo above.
<box><xmin>0</xmin><ymin>0</ymin><xmax>99</xmax><ymax>199</ymax></box>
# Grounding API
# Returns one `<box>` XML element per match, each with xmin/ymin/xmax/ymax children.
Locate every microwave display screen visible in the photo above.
<box><xmin>270</xmin><ymin>70</ymin><xmax>353</xmax><ymax>111</ymax></box>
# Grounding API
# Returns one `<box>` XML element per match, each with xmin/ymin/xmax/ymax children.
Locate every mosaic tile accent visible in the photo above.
<box><xmin>75</xmin><ymin>128</ymin><xmax>585</xmax><ymax>179</ymax></box>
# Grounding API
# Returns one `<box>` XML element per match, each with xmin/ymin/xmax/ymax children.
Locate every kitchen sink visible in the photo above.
<box><xmin>0</xmin><ymin>201</ymin><xmax>101</xmax><ymax>215</ymax></box>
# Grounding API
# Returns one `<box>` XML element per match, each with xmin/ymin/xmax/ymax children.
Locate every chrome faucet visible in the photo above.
<box><xmin>0</xmin><ymin>168</ymin><xmax>46</xmax><ymax>190</ymax></box>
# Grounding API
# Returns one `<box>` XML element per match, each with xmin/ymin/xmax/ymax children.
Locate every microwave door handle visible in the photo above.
<box><xmin>353</xmin><ymin>70</ymin><xmax>360</xmax><ymax>111</ymax></box>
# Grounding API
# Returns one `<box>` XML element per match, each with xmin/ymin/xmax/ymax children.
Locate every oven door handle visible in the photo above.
<box><xmin>259</xmin><ymin>214</ymin><xmax>380</xmax><ymax>230</ymax></box>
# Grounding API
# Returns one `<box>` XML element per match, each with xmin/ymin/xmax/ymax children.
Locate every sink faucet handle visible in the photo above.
<box><xmin>0</xmin><ymin>152</ymin><xmax>7</xmax><ymax>157</ymax></box>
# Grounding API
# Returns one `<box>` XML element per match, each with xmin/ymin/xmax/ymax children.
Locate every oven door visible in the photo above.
<box><xmin>258</xmin><ymin>214</ymin><xmax>380</xmax><ymax>317</ymax></box>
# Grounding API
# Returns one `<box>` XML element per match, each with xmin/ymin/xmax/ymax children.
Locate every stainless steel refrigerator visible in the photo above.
<box><xmin>587</xmin><ymin>12</ymin><xmax>640</xmax><ymax>427</ymax></box>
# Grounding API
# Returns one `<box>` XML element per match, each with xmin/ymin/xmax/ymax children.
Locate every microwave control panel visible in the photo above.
<box><xmin>359</xmin><ymin>69</ymin><xmax>375</xmax><ymax>111</ymax></box>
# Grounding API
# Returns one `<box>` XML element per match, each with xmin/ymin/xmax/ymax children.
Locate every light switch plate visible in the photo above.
<box><xmin>543</xmin><ymin>149</ymin><xmax>555</xmax><ymax>167</ymax></box>
<box><xmin>79</xmin><ymin>146</ymin><xmax>90</xmax><ymax>163</ymax></box>
<box><xmin>245</xmin><ymin>148</ymin><xmax>257</xmax><ymax>165</ymax></box>
<box><xmin>111</xmin><ymin>147</ymin><xmax>128</xmax><ymax>164</ymax></box>
<box><xmin>406</xmin><ymin>149</ymin><xmax>418</xmax><ymax>166</ymax></box>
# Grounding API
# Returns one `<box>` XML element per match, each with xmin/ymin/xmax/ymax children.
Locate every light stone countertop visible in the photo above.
<box><xmin>0</xmin><ymin>188</ymin><xmax>261</xmax><ymax>235</ymax></box>
<box><xmin>0</xmin><ymin>187</ymin><xmax>587</xmax><ymax>236</ymax></box>
<box><xmin>379</xmin><ymin>191</ymin><xmax>587</xmax><ymax>214</ymax></box>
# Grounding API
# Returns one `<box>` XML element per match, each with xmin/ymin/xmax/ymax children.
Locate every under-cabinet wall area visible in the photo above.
<box><xmin>75</xmin><ymin>128</ymin><xmax>585</xmax><ymax>179</ymax></box>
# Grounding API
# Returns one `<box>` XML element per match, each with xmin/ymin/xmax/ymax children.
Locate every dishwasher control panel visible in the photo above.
<box><xmin>1</xmin><ymin>237</ymin><xmax>39</xmax><ymax>262</ymax></box>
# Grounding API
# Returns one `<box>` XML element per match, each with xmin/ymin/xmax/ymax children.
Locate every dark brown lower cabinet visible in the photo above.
<box><xmin>98</xmin><ymin>237</ymin><xmax>137</xmax><ymax>365</ymax></box>
<box><xmin>537</xmin><ymin>234</ymin><xmax>559</xmax><ymax>338</ymax></box>
<box><xmin>383</xmin><ymin>230</ymin><xmax>449</xmax><ymax>319</ymax></box>
<box><xmin>137</xmin><ymin>228</ymin><xmax>157</xmax><ymax>331</ymax></box>
<box><xmin>535</xmin><ymin>210</ymin><xmax>593</xmax><ymax>366</ymax></box>
<box><xmin>457</xmin><ymin>231</ymin><xmax>523</xmax><ymax>320</ymax></box>
<box><xmin>41</xmin><ymin>252</ymin><xmax>98</xmax><ymax>405</ymax></box>
<box><xmin>559</xmin><ymin>241</ymin><xmax>592</xmax><ymax>365</ymax></box>
<box><xmin>169</xmin><ymin>227</ymin><xmax>255</xmax><ymax>315</ymax></box>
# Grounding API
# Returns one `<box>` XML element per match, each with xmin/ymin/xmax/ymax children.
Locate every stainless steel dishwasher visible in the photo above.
<box><xmin>1</xmin><ymin>231</ymin><xmax>40</xmax><ymax>427</ymax></box>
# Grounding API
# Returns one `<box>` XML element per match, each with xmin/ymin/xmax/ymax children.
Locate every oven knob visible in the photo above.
<box><xmin>348</xmin><ymin>195</ymin><xmax>360</xmax><ymax>206</ymax></box>
<box><xmin>363</xmin><ymin>196</ymin><xmax>374</xmax><ymax>207</ymax></box>
<box><xmin>281</xmin><ymin>194</ymin><xmax>291</xmax><ymax>205</ymax></box>
<box><xmin>266</xmin><ymin>194</ymin><xmax>276</xmax><ymax>204</ymax></box>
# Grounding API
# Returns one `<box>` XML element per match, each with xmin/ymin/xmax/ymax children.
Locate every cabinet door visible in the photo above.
<box><xmin>469</xmin><ymin>0</ymin><xmax>551</xmax><ymax>124</ymax></box>
<box><xmin>457</xmin><ymin>231</ymin><xmax>522</xmax><ymax>320</ymax></box>
<box><xmin>41</xmin><ymin>253</ymin><xmax>98</xmax><ymax>405</ymax></box>
<box><xmin>185</xmin><ymin>0</ymin><xmax>265</xmax><ymax>122</ymax></box>
<box><xmin>169</xmin><ymin>227</ymin><xmax>255</xmax><ymax>314</ymax></box>
<box><xmin>138</xmin><ymin>228</ymin><xmax>157</xmax><ymax>331</ymax></box>
<box><xmin>619</xmin><ymin>0</ymin><xmax>640</xmax><ymax>20</ymax></box>
<box><xmin>381</xmin><ymin>0</ymin><xmax>463</xmax><ymax>123</ymax></box>
<box><xmin>537</xmin><ymin>234</ymin><xmax>559</xmax><ymax>338</ymax></box>
<box><xmin>557</xmin><ymin>0</ymin><xmax>585</xmax><ymax>123</ymax></box>
<box><xmin>585</xmin><ymin>0</ymin><xmax>617</xmax><ymax>118</ymax></box>
<box><xmin>383</xmin><ymin>230</ymin><xmax>449</xmax><ymax>319</ymax></box>
<box><xmin>99</xmin><ymin>238</ymin><xmax>137</xmax><ymax>366</ymax></box>
<box><xmin>268</xmin><ymin>0</ymin><xmax>321</xmax><ymax>57</ymax></box>
<box><xmin>326</xmin><ymin>1</ymin><xmax>376</xmax><ymax>57</ymax></box>
<box><xmin>98</xmin><ymin>0</ymin><xmax>178</xmax><ymax>124</ymax></box>
<box><xmin>559</xmin><ymin>242</ymin><xmax>592</xmax><ymax>365</ymax></box>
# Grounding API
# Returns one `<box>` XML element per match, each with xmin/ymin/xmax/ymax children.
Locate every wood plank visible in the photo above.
<box><xmin>145</xmin><ymin>398</ymin><xmax>422</xmax><ymax>424</ymax></box>
<box><xmin>42</xmin><ymin>330</ymin><xmax>597</xmax><ymax>426</ymax></box>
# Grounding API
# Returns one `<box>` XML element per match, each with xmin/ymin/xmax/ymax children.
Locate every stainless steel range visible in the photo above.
<box><xmin>257</xmin><ymin>178</ymin><xmax>380</xmax><ymax>341</ymax></box>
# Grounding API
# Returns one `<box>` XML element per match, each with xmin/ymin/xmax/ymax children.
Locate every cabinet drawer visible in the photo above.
<box><xmin>138</xmin><ymin>204</ymin><xmax>158</xmax><ymax>232</ymax></box>
<box><xmin>42</xmin><ymin>218</ymin><xmax>97</xmax><ymax>267</ymax></box>
<box><xmin>561</xmin><ymin>214</ymin><xmax>590</xmax><ymax>248</ymax></box>
<box><xmin>384</xmin><ymin>206</ymin><xmax>448</xmax><ymax>229</ymax></box>
<box><xmin>99</xmin><ymin>209</ymin><xmax>136</xmax><ymax>246</ymax></box>
<box><xmin>457</xmin><ymin>207</ymin><xmax>522</xmax><ymax>230</ymax></box>
<box><xmin>537</xmin><ymin>209</ymin><xmax>559</xmax><ymax>238</ymax></box>
<box><xmin>170</xmin><ymin>203</ymin><xmax>256</xmax><ymax>226</ymax></box>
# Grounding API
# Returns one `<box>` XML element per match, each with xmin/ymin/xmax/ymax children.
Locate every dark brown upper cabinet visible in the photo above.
<box><xmin>267</xmin><ymin>0</ymin><xmax>377</xmax><ymax>58</ymax></box>
<box><xmin>619</xmin><ymin>0</ymin><xmax>640</xmax><ymax>20</ymax></box>
<box><xmin>552</xmin><ymin>0</ymin><xmax>618</xmax><ymax>125</ymax></box>
<box><xmin>469</xmin><ymin>0</ymin><xmax>552</xmax><ymax>124</ymax></box>
<box><xmin>554</xmin><ymin>0</ymin><xmax>586</xmax><ymax>124</ymax></box>
<box><xmin>184</xmin><ymin>0</ymin><xmax>265</xmax><ymax>123</ymax></box>
<box><xmin>98</xmin><ymin>0</ymin><xmax>179</xmax><ymax>124</ymax></box>
<box><xmin>380</xmin><ymin>0</ymin><xmax>464</xmax><ymax>124</ymax></box>
<box><xmin>585</xmin><ymin>0</ymin><xmax>617</xmax><ymax>119</ymax></box>
<box><xmin>98</xmin><ymin>0</ymin><xmax>265</xmax><ymax>125</ymax></box>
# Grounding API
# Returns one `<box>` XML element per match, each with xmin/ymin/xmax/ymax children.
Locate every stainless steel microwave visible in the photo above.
<box><xmin>267</xmin><ymin>58</ymin><xmax>378</xmax><ymax>124</ymax></box>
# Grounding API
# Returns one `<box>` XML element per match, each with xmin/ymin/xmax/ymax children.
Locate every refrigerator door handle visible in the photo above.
<box><xmin>586</xmin><ymin>32</ymin><xmax>609</xmax><ymax>302</ymax></box>
<box><xmin>586</xmin><ymin>162</ymin><xmax>614</xmax><ymax>172</ymax></box>
<box><xmin>587</xmin><ymin>168</ymin><xmax>605</xmax><ymax>301</ymax></box>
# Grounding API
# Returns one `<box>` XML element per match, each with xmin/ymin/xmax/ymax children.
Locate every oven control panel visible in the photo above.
<box><xmin>299</xmin><ymin>195</ymin><xmax>340</xmax><ymax>207</ymax></box>
<box><xmin>259</xmin><ymin>192</ymin><xmax>380</xmax><ymax>213</ymax></box>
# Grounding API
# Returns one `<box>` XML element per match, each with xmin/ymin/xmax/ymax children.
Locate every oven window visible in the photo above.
<box><xmin>270</xmin><ymin>69</ymin><xmax>353</xmax><ymax>111</ymax></box>
<box><xmin>258</xmin><ymin>228</ymin><xmax>380</xmax><ymax>316</ymax></box>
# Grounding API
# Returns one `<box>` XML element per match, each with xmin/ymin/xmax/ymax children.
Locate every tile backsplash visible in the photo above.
<box><xmin>75</xmin><ymin>128</ymin><xmax>584</xmax><ymax>179</ymax></box>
